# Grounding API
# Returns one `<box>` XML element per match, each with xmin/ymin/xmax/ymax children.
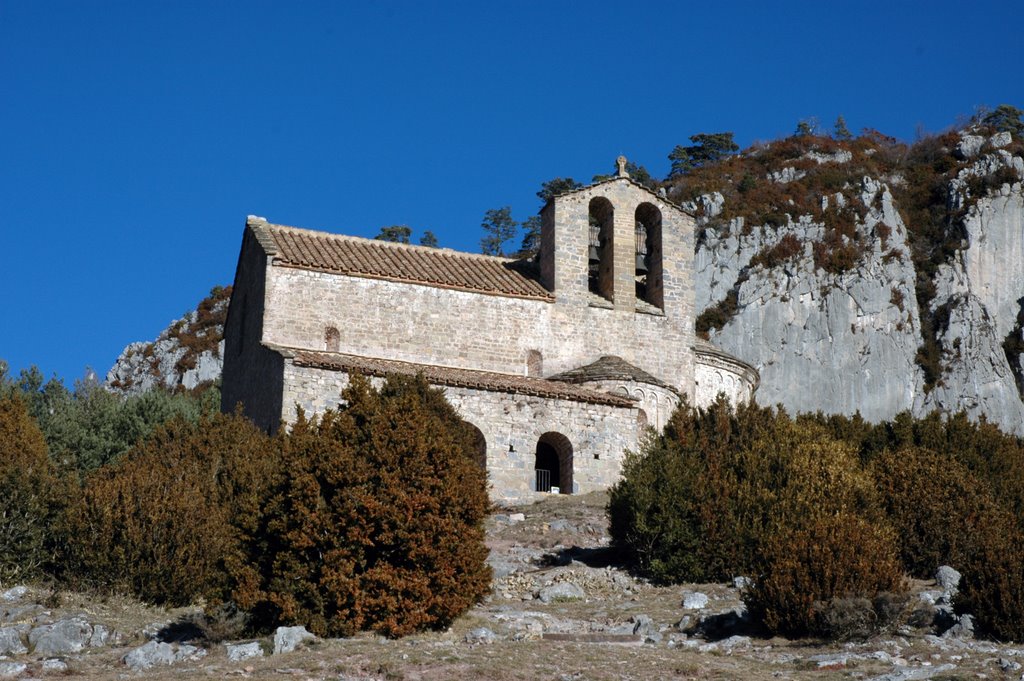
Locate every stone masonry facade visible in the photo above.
<box><xmin>222</xmin><ymin>158</ymin><xmax>758</xmax><ymax>501</ymax></box>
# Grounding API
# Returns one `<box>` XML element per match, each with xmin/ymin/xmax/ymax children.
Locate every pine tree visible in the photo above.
<box><xmin>480</xmin><ymin>207</ymin><xmax>517</xmax><ymax>257</ymax></box>
<box><xmin>668</xmin><ymin>133</ymin><xmax>739</xmax><ymax>177</ymax></box>
<box><xmin>833</xmin><ymin>115</ymin><xmax>853</xmax><ymax>141</ymax></box>
<box><xmin>375</xmin><ymin>225</ymin><xmax>412</xmax><ymax>244</ymax></box>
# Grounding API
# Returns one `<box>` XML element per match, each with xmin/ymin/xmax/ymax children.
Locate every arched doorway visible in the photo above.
<box><xmin>463</xmin><ymin>422</ymin><xmax>487</xmax><ymax>471</ymax></box>
<box><xmin>535</xmin><ymin>432</ymin><xmax>573</xmax><ymax>494</ymax></box>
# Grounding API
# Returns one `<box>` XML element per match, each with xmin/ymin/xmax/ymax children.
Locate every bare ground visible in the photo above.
<box><xmin>2</xmin><ymin>492</ymin><xmax>1019</xmax><ymax>680</ymax></box>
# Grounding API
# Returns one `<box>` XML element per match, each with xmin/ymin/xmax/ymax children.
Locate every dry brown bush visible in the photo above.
<box><xmin>234</xmin><ymin>373</ymin><xmax>491</xmax><ymax>638</ymax></box>
<box><xmin>0</xmin><ymin>397</ymin><xmax>66</xmax><ymax>583</ymax></box>
<box><xmin>60</xmin><ymin>411</ymin><xmax>275</xmax><ymax>605</ymax></box>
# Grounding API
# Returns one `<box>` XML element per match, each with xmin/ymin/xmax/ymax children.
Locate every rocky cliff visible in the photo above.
<box><xmin>105</xmin><ymin>286</ymin><xmax>230</xmax><ymax>395</ymax></box>
<box><xmin>105</xmin><ymin>121</ymin><xmax>1024</xmax><ymax>436</ymax></box>
<box><xmin>686</xmin><ymin>127</ymin><xmax>1024</xmax><ymax>435</ymax></box>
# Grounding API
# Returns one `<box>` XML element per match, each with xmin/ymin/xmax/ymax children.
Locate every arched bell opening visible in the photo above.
<box><xmin>634</xmin><ymin>202</ymin><xmax>664</xmax><ymax>310</ymax></box>
<box><xmin>534</xmin><ymin>432</ymin><xmax>573</xmax><ymax>494</ymax></box>
<box><xmin>588</xmin><ymin>197</ymin><xmax>615</xmax><ymax>302</ymax></box>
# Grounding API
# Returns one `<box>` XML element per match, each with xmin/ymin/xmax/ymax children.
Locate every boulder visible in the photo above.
<box><xmin>935</xmin><ymin>565</ymin><xmax>961</xmax><ymax>596</ymax></box>
<box><xmin>89</xmin><ymin>623</ymin><xmax>111</xmax><ymax>648</ymax></box>
<box><xmin>464</xmin><ymin>627</ymin><xmax>498</xmax><ymax>644</ymax></box>
<box><xmin>0</xmin><ymin>604</ymin><xmax>43</xmax><ymax>624</ymax></box>
<box><xmin>122</xmin><ymin>640</ymin><xmax>206</xmax><ymax>671</ymax></box>
<box><xmin>538</xmin><ymin>582</ymin><xmax>584</xmax><ymax>603</ymax></box>
<box><xmin>226</xmin><ymin>641</ymin><xmax>264</xmax><ymax>661</ymax></box>
<box><xmin>272</xmin><ymin>625</ymin><xmax>316</xmax><ymax>655</ymax></box>
<box><xmin>991</xmin><ymin>131</ymin><xmax>1012</xmax><ymax>148</ymax></box>
<box><xmin>29</xmin><ymin>618</ymin><xmax>92</xmax><ymax>655</ymax></box>
<box><xmin>942</xmin><ymin>613</ymin><xmax>974</xmax><ymax>640</ymax></box>
<box><xmin>41</xmin><ymin>659</ymin><xmax>68</xmax><ymax>673</ymax></box>
<box><xmin>956</xmin><ymin>134</ymin><xmax>985</xmax><ymax>159</ymax></box>
<box><xmin>0</xmin><ymin>627</ymin><xmax>26</xmax><ymax>655</ymax></box>
<box><xmin>682</xmin><ymin>592</ymin><xmax>709</xmax><ymax>610</ymax></box>
<box><xmin>0</xmin><ymin>662</ymin><xmax>27</xmax><ymax>679</ymax></box>
<box><xmin>768</xmin><ymin>166</ymin><xmax>805</xmax><ymax>184</ymax></box>
<box><xmin>0</xmin><ymin>587</ymin><xmax>27</xmax><ymax>603</ymax></box>
<box><xmin>630</xmin><ymin>614</ymin><xmax>655</xmax><ymax>638</ymax></box>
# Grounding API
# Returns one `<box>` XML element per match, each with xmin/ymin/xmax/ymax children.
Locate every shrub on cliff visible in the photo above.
<box><xmin>0</xmin><ymin>397</ymin><xmax>66</xmax><ymax>583</ymax></box>
<box><xmin>61</xmin><ymin>411</ymin><xmax>276</xmax><ymax>605</ymax></box>
<box><xmin>233</xmin><ymin>373</ymin><xmax>490</xmax><ymax>638</ymax></box>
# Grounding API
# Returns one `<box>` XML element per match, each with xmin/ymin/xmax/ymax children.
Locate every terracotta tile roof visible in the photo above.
<box><xmin>283</xmin><ymin>348</ymin><xmax>635</xmax><ymax>408</ymax></box>
<box><xmin>547</xmin><ymin>355</ymin><xmax>679</xmax><ymax>394</ymax></box>
<box><xmin>249</xmin><ymin>219</ymin><xmax>553</xmax><ymax>301</ymax></box>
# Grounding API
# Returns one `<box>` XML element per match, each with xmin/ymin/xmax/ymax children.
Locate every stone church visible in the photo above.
<box><xmin>221</xmin><ymin>158</ymin><xmax>758</xmax><ymax>501</ymax></box>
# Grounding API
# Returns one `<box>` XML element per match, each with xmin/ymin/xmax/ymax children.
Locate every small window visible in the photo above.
<box><xmin>325</xmin><ymin>327</ymin><xmax>340</xmax><ymax>352</ymax></box>
<box><xmin>526</xmin><ymin>350</ymin><xmax>543</xmax><ymax>377</ymax></box>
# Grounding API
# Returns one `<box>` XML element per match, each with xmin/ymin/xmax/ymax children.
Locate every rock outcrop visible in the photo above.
<box><xmin>105</xmin><ymin>286</ymin><xmax>230</xmax><ymax>395</ymax></box>
<box><xmin>696</xmin><ymin>178</ymin><xmax>926</xmax><ymax>423</ymax></box>
<box><xmin>695</xmin><ymin>130</ymin><xmax>1024</xmax><ymax>434</ymax></box>
<box><xmin>106</xmin><ymin>131</ymin><xmax>1024</xmax><ymax>435</ymax></box>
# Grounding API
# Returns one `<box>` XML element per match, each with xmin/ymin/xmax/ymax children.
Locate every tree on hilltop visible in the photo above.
<box><xmin>668</xmin><ymin>132</ymin><xmax>739</xmax><ymax>177</ymax></box>
<box><xmin>978</xmin><ymin>104</ymin><xmax>1024</xmax><ymax>136</ymax></box>
<box><xmin>419</xmin><ymin>231</ymin><xmax>439</xmax><ymax>248</ymax></box>
<box><xmin>834</xmin><ymin>115</ymin><xmax>853</xmax><ymax>141</ymax></box>
<box><xmin>794</xmin><ymin>117</ymin><xmax>819</xmax><ymax>137</ymax></box>
<box><xmin>480</xmin><ymin>207</ymin><xmax>518</xmax><ymax>257</ymax></box>
<box><xmin>537</xmin><ymin>177</ymin><xmax>583</xmax><ymax>204</ymax></box>
<box><xmin>515</xmin><ymin>215</ymin><xmax>542</xmax><ymax>259</ymax></box>
<box><xmin>375</xmin><ymin>225</ymin><xmax>412</xmax><ymax>244</ymax></box>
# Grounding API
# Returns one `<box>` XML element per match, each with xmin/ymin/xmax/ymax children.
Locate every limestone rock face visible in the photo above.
<box><xmin>698</xmin><ymin>179</ymin><xmax>925</xmax><ymax>423</ymax></box>
<box><xmin>105</xmin><ymin>288</ymin><xmax>230</xmax><ymax>395</ymax></box>
<box><xmin>916</xmin><ymin>155</ymin><xmax>1024</xmax><ymax>431</ymax></box>
<box><xmin>698</xmin><ymin>138</ymin><xmax>1024</xmax><ymax>434</ymax></box>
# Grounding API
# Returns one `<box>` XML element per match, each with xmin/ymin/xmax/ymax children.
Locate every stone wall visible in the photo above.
<box><xmin>262</xmin><ymin>178</ymin><xmax>696</xmax><ymax>396</ymax></box>
<box><xmin>694</xmin><ymin>345</ymin><xmax>759</xmax><ymax>408</ymax></box>
<box><xmin>221</xmin><ymin>228</ymin><xmax>284</xmax><ymax>431</ymax></box>
<box><xmin>573</xmin><ymin>378</ymin><xmax>680</xmax><ymax>432</ymax></box>
<box><xmin>281</xmin><ymin>361</ymin><xmax>640</xmax><ymax>503</ymax></box>
<box><xmin>263</xmin><ymin>265</ymin><xmax>694</xmax><ymax>394</ymax></box>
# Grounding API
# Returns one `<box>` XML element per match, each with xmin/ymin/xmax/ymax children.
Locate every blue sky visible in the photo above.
<box><xmin>2</xmin><ymin>0</ymin><xmax>1021</xmax><ymax>384</ymax></box>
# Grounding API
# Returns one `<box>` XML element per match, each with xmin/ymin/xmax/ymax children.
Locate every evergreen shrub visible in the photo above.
<box><xmin>954</xmin><ymin>516</ymin><xmax>1024</xmax><ymax>642</ymax></box>
<box><xmin>0</xmin><ymin>397</ymin><xmax>66</xmax><ymax>583</ymax></box>
<box><xmin>61</xmin><ymin>411</ymin><xmax>275</xmax><ymax>605</ymax></box>
<box><xmin>233</xmin><ymin>373</ymin><xmax>490</xmax><ymax>638</ymax></box>
<box><xmin>871</xmin><ymin>445</ymin><xmax>1004</xmax><ymax>578</ymax></box>
<box><xmin>608</xmin><ymin>398</ymin><xmax>889</xmax><ymax>585</ymax></box>
<box><xmin>743</xmin><ymin>513</ymin><xmax>904</xmax><ymax>638</ymax></box>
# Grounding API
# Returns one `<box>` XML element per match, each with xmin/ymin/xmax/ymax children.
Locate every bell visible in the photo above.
<box><xmin>588</xmin><ymin>244</ymin><xmax>600</xmax><ymax>263</ymax></box>
<box><xmin>635</xmin><ymin>252</ymin><xmax>648</xmax><ymax>274</ymax></box>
